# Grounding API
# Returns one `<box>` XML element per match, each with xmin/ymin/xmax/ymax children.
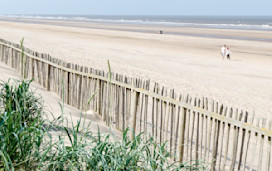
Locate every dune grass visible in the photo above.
<box><xmin>0</xmin><ymin>79</ymin><xmax>48</xmax><ymax>170</ymax></box>
<box><xmin>0</xmin><ymin>79</ymin><xmax>209</xmax><ymax>170</ymax></box>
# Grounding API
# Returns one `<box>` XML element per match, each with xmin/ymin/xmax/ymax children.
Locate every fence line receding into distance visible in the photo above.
<box><xmin>0</xmin><ymin>38</ymin><xmax>271</xmax><ymax>171</ymax></box>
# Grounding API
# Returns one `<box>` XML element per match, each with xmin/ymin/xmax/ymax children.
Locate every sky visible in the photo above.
<box><xmin>0</xmin><ymin>0</ymin><xmax>272</xmax><ymax>16</ymax></box>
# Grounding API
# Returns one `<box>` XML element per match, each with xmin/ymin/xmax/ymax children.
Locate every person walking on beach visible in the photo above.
<box><xmin>221</xmin><ymin>45</ymin><xmax>226</xmax><ymax>59</ymax></box>
<box><xmin>226</xmin><ymin>47</ymin><xmax>231</xmax><ymax>60</ymax></box>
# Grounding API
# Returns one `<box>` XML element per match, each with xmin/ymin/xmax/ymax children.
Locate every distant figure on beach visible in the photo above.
<box><xmin>221</xmin><ymin>45</ymin><xmax>226</xmax><ymax>59</ymax></box>
<box><xmin>159</xmin><ymin>30</ymin><xmax>163</xmax><ymax>34</ymax></box>
<box><xmin>226</xmin><ymin>47</ymin><xmax>231</xmax><ymax>60</ymax></box>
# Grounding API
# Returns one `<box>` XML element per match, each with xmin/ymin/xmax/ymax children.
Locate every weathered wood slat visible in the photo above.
<box><xmin>170</xmin><ymin>90</ymin><xmax>175</xmax><ymax>156</ymax></box>
<box><xmin>139</xmin><ymin>81</ymin><xmax>145</xmax><ymax>133</ymax></box>
<box><xmin>178</xmin><ymin>95</ymin><xmax>189</xmax><ymax>163</ymax></box>
<box><xmin>195</xmin><ymin>98</ymin><xmax>201</xmax><ymax>161</ymax></box>
<box><xmin>131</xmin><ymin>79</ymin><xmax>140</xmax><ymax>139</ymax></box>
<box><xmin>250</xmin><ymin>118</ymin><xmax>260</xmax><ymax>171</ymax></box>
<box><xmin>237</xmin><ymin>112</ymin><xmax>248</xmax><ymax>170</ymax></box>
<box><xmin>257</xmin><ymin>118</ymin><xmax>266</xmax><ymax>171</ymax></box>
<box><xmin>121</xmin><ymin>76</ymin><xmax>126</xmax><ymax>131</ymax></box>
<box><xmin>222</xmin><ymin>108</ymin><xmax>233</xmax><ymax>171</ymax></box>
<box><xmin>125</xmin><ymin>78</ymin><xmax>131</xmax><ymax>130</ymax></box>
<box><xmin>185</xmin><ymin>96</ymin><xmax>192</xmax><ymax>161</ymax></box>
<box><xmin>122</xmin><ymin>77</ymin><xmax>128</xmax><ymax>131</ymax></box>
<box><xmin>151</xmin><ymin>83</ymin><xmax>157</xmax><ymax>137</ymax></box>
<box><xmin>165</xmin><ymin>93</ymin><xmax>171</xmax><ymax>152</ymax></box>
<box><xmin>174</xmin><ymin>95</ymin><xmax>182</xmax><ymax>161</ymax></box>
<box><xmin>217</xmin><ymin>106</ymin><xmax>228</xmax><ymax>170</ymax></box>
<box><xmin>203</xmin><ymin>98</ymin><xmax>209</xmax><ymax>162</ymax></box>
<box><xmin>199</xmin><ymin>97</ymin><xmax>204</xmax><ymax>161</ymax></box>
<box><xmin>161</xmin><ymin>87</ymin><xmax>167</xmax><ymax>143</ymax></box>
<box><xmin>189</xmin><ymin>98</ymin><xmax>197</xmax><ymax>164</ymax></box>
<box><xmin>115</xmin><ymin>75</ymin><xmax>120</xmax><ymax>129</ymax></box>
<box><xmin>155</xmin><ymin>84</ymin><xmax>160</xmax><ymax>142</ymax></box>
<box><xmin>143</xmin><ymin>80</ymin><xmax>150</xmax><ymax>138</ymax></box>
<box><xmin>211</xmin><ymin>103</ymin><xmax>223</xmax><ymax>171</ymax></box>
<box><xmin>265</xmin><ymin>121</ymin><xmax>272</xmax><ymax>171</ymax></box>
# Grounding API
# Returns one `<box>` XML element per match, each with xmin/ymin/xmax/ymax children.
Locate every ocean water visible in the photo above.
<box><xmin>1</xmin><ymin>15</ymin><xmax>272</xmax><ymax>31</ymax></box>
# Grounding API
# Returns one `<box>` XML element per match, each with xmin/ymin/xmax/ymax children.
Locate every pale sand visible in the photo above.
<box><xmin>0</xmin><ymin>20</ymin><xmax>272</xmax><ymax>120</ymax></box>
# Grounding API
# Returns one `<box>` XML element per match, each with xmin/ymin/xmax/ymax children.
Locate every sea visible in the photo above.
<box><xmin>1</xmin><ymin>15</ymin><xmax>272</xmax><ymax>31</ymax></box>
<box><xmin>1</xmin><ymin>15</ymin><xmax>272</xmax><ymax>42</ymax></box>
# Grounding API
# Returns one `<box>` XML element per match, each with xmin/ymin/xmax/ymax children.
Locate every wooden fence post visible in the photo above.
<box><xmin>237</xmin><ymin>112</ymin><xmax>248</xmax><ymax>170</ymax></box>
<box><xmin>131</xmin><ymin>79</ymin><xmax>140</xmax><ymax>139</ymax></box>
<box><xmin>46</xmin><ymin>56</ymin><xmax>51</xmax><ymax>91</ymax></box>
<box><xmin>257</xmin><ymin>118</ymin><xmax>266</xmax><ymax>171</ymax></box>
<box><xmin>96</xmin><ymin>78</ymin><xmax>101</xmax><ymax>115</ymax></box>
<box><xmin>265</xmin><ymin>121</ymin><xmax>272</xmax><ymax>171</ymax></box>
<box><xmin>178</xmin><ymin>95</ymin><xmax>189</xmax><ymax>163</ymax></box>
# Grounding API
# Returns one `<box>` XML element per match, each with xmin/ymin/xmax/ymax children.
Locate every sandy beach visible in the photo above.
<box><xmin>0</xmin><ymin>19</ymin><xmax>272</xmax><ymax>119</ymax></box>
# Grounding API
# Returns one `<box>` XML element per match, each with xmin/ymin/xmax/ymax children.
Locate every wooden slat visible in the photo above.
<box><xmin>125</xmin><ymin>78</ymin><xmax>131</xmax><ymax>130</ymax></box>
<box><xmin>265</xmin><ymin>121</ymin><xmax>272</xmax><ymax>171</ymax></box>
<box><xmin>211</xmin><ymin>103</ymin><xmax>223</xmax><ymax>171</ymax></box>
<box><xmin>174</xmin><ymin>95</ymin><xmax>182</xmax><ymax>161</ymax></box>
<box><xmin>131</xmin><ymin>79</ymin><xmax>139</xmax><ymax>139</ymax></box>
<box><xmin>203</xmin><ymin>98</ymin><xmax>209</xmax><ymax>162</ymax></box>
<box><xmin>231</xmin><ymin>110</ymin><xmax>244</xmax><ymax>170</ymax></box>
<box><xmin>238</xmin><ymin>112</ymin><xmax>248</xmax><ymax>170</ymax></box>
<box><xmin>155</xmin><ymin>84</ymin><xmax>160</xmax><ymax>142</ymax></box>
<box><xmin>121</xmin><ymin>77</ymin><xmax>126</xmax><ymax>131</ymax></box>
<box><xmin>144</xmin><ymin>80</ymin><xmax>150</xmax><ymax>138</ymax></box>
<box><xmin>195</xmin><ymin>98</ymin><xmax>201</xmax><ymax>161</ymax></box>
<box><xmin>170</xmin><ymin>90</ymin><xmax>175</xmax><ymax>156</ymax></box>
<box><xmin>159</xmin><ymin>87</ymin><xmax>165</xmax><ymax>144</ymax></box>
<box><xmin>122</xmin><ymin>76</ymin><xmax>127</xmax><ymax>131</ymax></box>
<box><xmin>189</xmin><ymin>98</ymin><xmax>197</xmax><ymax>164</ymax></box>
<box><xmin>115</xmin><ymin>75</ymin><xmax>120</xmax><ymax>129</ymax></box>
<box><xmin>77</xmin><ymin>66</ymin><xmax>83</xmax><ymax>109</ymax></box>
<box><xmin>185</xmin><ymin>96</ymin><xmax>192</xmax><ymax>161</ymax></box>
<box><xmin>165</xmin><ymin>91</ymin><xmax>171</xmax><ymax>152</ymax></box>
<box><xmin>250</xmin><ymin>118</ymin><xmax>260</xmax><ymax>171</ymax></box>
<box><xmin>151</xmin><ymin>83</ymin><xmax>157</xmax><ymax>136</ymax></box>
<box><xmin>222</xmin><ymin>108</ymin><xmax>233</xmax><ymax>171</ymax></box>
<box><xmin>46</xmin><ymin>57</ymin><xmax>51</xmax><ymax>91</ymax></box>
<box><xmin>242</xmin><ymin>113</ymin><xmax>255</xmax><ymax>171</ymax></box>
<box><xmin>206</xmin><ymin>100</ymin><xmax>214</xmax><ymax>162</ymax></box>
<box><xmin>135</xmin><ymin>79</ymin><xmax>142</xmax><ymax>134</ymax></box>
<box><xmin>257</xmin><ymin>118</ymin><xmax>266</xmax><ymax>171</ymax></box>
<box><xmin>139</xmin><ymin>81</ymin><xmax>145</xmax><ymax>133</ymax></box>
<box><xmin>66</xmin><ymin>63</ymin><xmax>71</xmax><ymax>105</ymax></box>
<box><xmin>161</xmin><ymin>88</ymin><xmax>168</xmax><ymax>143</ymax></box>
<box><xmin>217</xmin><ymin>106</ymin><xmax>228</xmax><ymax>170</ymax></box>
<box><xmin>199</xmin><ymin>97</ymin><xmax>205</xmax><ymax>161</ymax></box>
<box><xmin>96</xmin><ymin>77</ymin><xmax>101</xmax><ymax>114</ymax></box>
<box><xmin>178</xmin><ymin>95</ymin><xmax>189</xmax><ymax>163</ymax></box>
<box><xmin>57</xmin><ymin>60</ymin><xmax>62</xmax><ymax>98</ymax></box>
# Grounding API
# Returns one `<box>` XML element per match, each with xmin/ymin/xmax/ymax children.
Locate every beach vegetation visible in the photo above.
<box><xmin>0</xmin><ymin>79</ymin><xmax>209</xmax><ymax>170</ymax></box>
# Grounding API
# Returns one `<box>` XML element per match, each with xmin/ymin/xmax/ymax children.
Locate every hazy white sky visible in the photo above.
<box><xmin>0</xmin><ymin>0</ymin><xmax>271</xmax><ymax>16</ymax></box>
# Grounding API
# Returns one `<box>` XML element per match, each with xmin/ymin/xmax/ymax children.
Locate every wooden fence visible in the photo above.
<box><xmin>0</xmin><ymin>38</ymin><xmax>271</xmax><ymax>171</ymax></box>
